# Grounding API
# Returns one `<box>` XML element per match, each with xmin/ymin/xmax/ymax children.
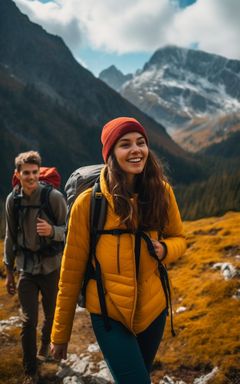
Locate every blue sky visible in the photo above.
<box><xmin>14</xmin><ymin>0</ymin><xmax>240</xmax><ymax>76</ymax></box>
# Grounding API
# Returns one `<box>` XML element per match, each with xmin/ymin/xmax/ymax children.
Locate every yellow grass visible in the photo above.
<box><xmin>0</xmin><ymin>212</ymin><xmax>239</xmax><ymax>383</ymax></box>
<box><xmin>156</xmin><ymin>212</ymin><xmax>240</xmax><ymax>383</ymax></box>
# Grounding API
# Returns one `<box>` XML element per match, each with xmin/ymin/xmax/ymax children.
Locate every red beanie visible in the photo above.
<box><xmin>101</xmin><ymin>117</ymin><xmax>148</xmax><ymax>162</ymax></box>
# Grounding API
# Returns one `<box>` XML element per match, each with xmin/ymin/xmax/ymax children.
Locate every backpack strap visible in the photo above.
<box><xmin>12</xmin><ymin>185</ymin><xmax>22</xmax><ymax>229</ymax></box>
<box><xmin>12</xmin><ymin>184</ymin><xmax>56</xmax><ymax>224</ymax></box>
<box><xmin>80</xmin><ymin>181</ymin><xmax>111</xmax><ymax>330</ymax></box>
<box><xmin>12</xmin><ymin>184</ymin><xmax>62</xmax><ymax>264</ymax></box>
<box><xmin>12</xmin><ymin>186</ymin><xmax>39</xmax><ymax>267</ymax></box>
<box><xmin>90</xmin><ymin>181</ymin><xmax>111</xmax><ymax>330</ymax></box>
<box><xmin>39</xmin><ymin>183</ymin><xmax>57</xmax><ymax>224</ymax></box>
<box><xmin>12</xmin><ymin>186</ymin><xmax>33</xmax><ymax>249</ymax></box>
<box><xmin>93</xmin><ymin>229</ymin><xmax>175</xmax><ymax>336</ymax></box>
<box><xmin>138</xmin><ymin>231</ymin><xmax>176</xmax><ymax>336</ymax></box>
<box><xmin>38</xmin><ymin>184</ymin><xmax>64</xmax><ymax>256</ymax></box>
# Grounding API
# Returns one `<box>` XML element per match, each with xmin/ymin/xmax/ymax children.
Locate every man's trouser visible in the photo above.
<box><xmin>91</xmin><ymin>308</ymin><xmax>167</xmax><ymax>384</ymax></box>
<box><xmin>18</xmin><ymin>269</ymin><xmax>59</xmax><ymax>375</ymax></box>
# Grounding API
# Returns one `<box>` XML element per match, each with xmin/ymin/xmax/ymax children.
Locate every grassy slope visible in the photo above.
<box><xmin>0</xmin><ymin>212</ymin><xmax>239</xmax><ymax>383</ymax></box>
<box><xmin>156</xmin><ymin>212</ymin><xmax>240</xmax><ymax>383</ymax></box>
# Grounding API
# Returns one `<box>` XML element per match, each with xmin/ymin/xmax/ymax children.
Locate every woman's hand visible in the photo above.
<box><xmin>151</xmin><ymin>240</ymin><xmax>167</xmax><ymax>261</ymax></box>
<box><xmin>50</xmin><ymin>342</ymin><xmax>68</xmax><ymax>360</ymax></box>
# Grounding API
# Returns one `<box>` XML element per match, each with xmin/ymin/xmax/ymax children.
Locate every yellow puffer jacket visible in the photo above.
<box><xmin>51</xmin><ymin>169</ymin><xmax>186</xmax><ymax>344</ymax></box>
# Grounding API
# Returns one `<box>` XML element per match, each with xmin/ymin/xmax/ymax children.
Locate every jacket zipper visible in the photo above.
<box><xmin>130</xmin><ymin>233</ymin><xmax>138</xmax><ymax>333</ymax></box>
<box><xmin>117</xmin><ymin>235</ymin><xmax>120</xmax><ymax>274</ymax></box>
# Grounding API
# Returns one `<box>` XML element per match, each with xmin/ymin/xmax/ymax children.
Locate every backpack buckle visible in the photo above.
<box><xmin>95</xmin><ymin>191</ymin><xmax>102</xmax><ymax>199</ymax></box>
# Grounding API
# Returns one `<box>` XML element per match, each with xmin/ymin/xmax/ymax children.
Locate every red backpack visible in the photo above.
<box><xmin>12</xmin><ymin>166</ymin><xmax>61</xmax><ymax>188</ymax></box>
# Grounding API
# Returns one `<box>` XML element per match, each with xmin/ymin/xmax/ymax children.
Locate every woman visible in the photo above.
<box><xmin>51</xmin><ymin>117</ymin><xmax>186</xmax><ymax>384</ymax></box>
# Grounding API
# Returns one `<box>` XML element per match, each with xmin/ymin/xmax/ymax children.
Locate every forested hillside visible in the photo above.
<box><xmin>175</xmin><ymin>164</ymin><xmax>240</xmax><ymax>220</ymax></box>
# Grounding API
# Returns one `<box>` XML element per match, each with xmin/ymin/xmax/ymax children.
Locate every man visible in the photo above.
<box><xmin>4</xmin><ymin>151</ymin><xmax>67</xmax><ymax>384</ymax></box>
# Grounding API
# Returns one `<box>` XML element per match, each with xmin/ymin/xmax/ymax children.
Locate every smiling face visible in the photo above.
<box><xmin>113</xmin><ymin>131</ymin><xmax>149</xmax><ymax>185</ymax></box>
<box><xmin>16</xmin><ymin>163</ymin><xmax>40</xmax><ymax>195</ymax></box>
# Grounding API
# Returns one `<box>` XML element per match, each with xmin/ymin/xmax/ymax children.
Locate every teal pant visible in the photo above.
<box><xmin>91</xmin><ymin>309</ymin><xmax>167</xmax><ymax>384</ymax></box>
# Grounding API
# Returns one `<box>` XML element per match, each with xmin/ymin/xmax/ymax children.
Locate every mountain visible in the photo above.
<box><xmin>99</xmin><ymin>65</ymin><xmax>132</xmax><ymax>91</ymax></box>
<box><xmin>200</xmin><ymin>130</ymin><xmax>240</xmax><ymax>158</ymax></box>
<box><xmin>1</xmin><ymin>1</ymin><xmax>239</xmax><ymax>222</ymax></box>
<box><xmin>175</xmin><ymin>129</ymin><xmax>240</xmax><ymax>220</ymax></box>
<box><xmin>172</xmin><ymin>112</ymin><xmax>240</xmax><ymax>152</ymax></box>
<box><xmin>103</xmin><ymin>45</ymin><xmax>240</xmax><ymax>152</ymax></box>
<box><xmin>0</xmin><ymin>1</ymin><xmax>202</xmax><ymax>198</ymax></box>
<box><xmin>0</xmin><ymin>64</ymin><xmax>100</xmax><ymax>197</ymax></box>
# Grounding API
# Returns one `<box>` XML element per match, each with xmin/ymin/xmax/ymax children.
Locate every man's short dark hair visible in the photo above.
<box><xmin>15</xmin><ymin>151</ymin><xmax>42</xmax><ymax>172</ymax></box>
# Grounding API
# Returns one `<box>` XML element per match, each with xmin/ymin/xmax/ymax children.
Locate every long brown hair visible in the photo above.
<box><xmin>105</xmin><ymin>150</ymin><xmax>169</xmax><ymax>231</ymax></box>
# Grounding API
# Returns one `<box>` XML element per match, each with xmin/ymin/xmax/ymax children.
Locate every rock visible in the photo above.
<box><xmin>193</xmin><ymin>367</ymin><xmax>218</xmax><ymax>384</ymax></box>
<box><xmin>75</xmin><ymin>306</ymin><xmax>86</xmax><ymax>313</ymax></box>
<box><xmin>63</xmin><ymin>376</ymin><xmax>85</xmax><ymax>383</ymax></box>
<box><xmin>176</xmin><ymin>306</ymin><xmax>187</xmax><ymax>314</ymax></box>
<box><xmin>87</xmin><ymin>343</ymin><xmax>100</xmax><ymax>353</ymax></box>
<box><xmin>212</xmin><ymin>262</ymin><xmax>237</xmax><ymax>280</ymax></box>
<box><xmin>159</xmin><ymin>375</ymin><xmax>186</xmax><ymax>383</ymax></box>
<box><xmin>57</xmin><ymin>353</ymin><xmax>113</xmax><ymax>383</ymax></box>
<box><xmin>92</xmin><ymin>360</ymin><xmax>113</xmax><ymax>382</ymax></box>
<box><xmin>232</xmin><ymin>289</ymin><xmax>240</xmax><ymax>300</ymax></box>
<box><xmin>57</xmin><ymin>354</ymin><xmax>90</xmax><ymax>378</ymax></box>
<box><xmin>0</xmin><ymin>316</ymin><xmax>22</xmax><ymax>332</ymax></box>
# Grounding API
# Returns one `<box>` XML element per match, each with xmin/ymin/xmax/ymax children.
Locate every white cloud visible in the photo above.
<box><xmin>14</xmin><ymin>0</ymin><xmax>84</xmax><ymax>51</ymax></box>
<box><xmin>14</xmin><ymin>0</ymin><xmax>240</xmax><ymax>60</ymax></box>
<box><xmin>78</xmin><ymin>0</ymin><xmax>176</xmax><ymax>52</ymax></box>
<box><xmin>170</xmin><ymin>0</ymin><xmax>240</xmax><ymax>59</ymax></box>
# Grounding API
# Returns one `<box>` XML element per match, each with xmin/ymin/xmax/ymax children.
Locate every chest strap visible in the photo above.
<box><xmin>87</xmin><ymin>229</ymin><xmax>175</xmax><ymax>336</ymax></box>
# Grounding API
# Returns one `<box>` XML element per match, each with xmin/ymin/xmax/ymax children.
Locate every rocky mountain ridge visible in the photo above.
<box><xmin>100</xmin><ymin>46</ymin><xmax>240</xmax><ymax>151</ymax></box>
<box><xmin>99</xmin><ymin>65</ymin><xmax>132</xmax><ymax>91</ymax></box>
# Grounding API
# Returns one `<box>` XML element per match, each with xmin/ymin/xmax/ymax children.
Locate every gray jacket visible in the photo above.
<box><xmin>4</xmin><ymin>183</ymin><xmax>67</xmax><ymax>275</ymax></box>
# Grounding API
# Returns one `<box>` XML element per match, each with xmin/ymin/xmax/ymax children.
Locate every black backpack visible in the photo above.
<box><xmin>65</xmin><ymin>164</ymin><xmax>175</xmax><ymax>334</ymax></box>
<box><xmin>65</xmin><ymin>164</ymin><xmax>105</xmax><ymax>223</ymax></box>
<box><xmin>13</xmin><ymin>182</ymin><xmax>64</xmax><ymax>261</ymax></box>
<box><xmin>65</xmin><ymin>164</ymin><xmax>109</xmax><ymax>319</ymax></box>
